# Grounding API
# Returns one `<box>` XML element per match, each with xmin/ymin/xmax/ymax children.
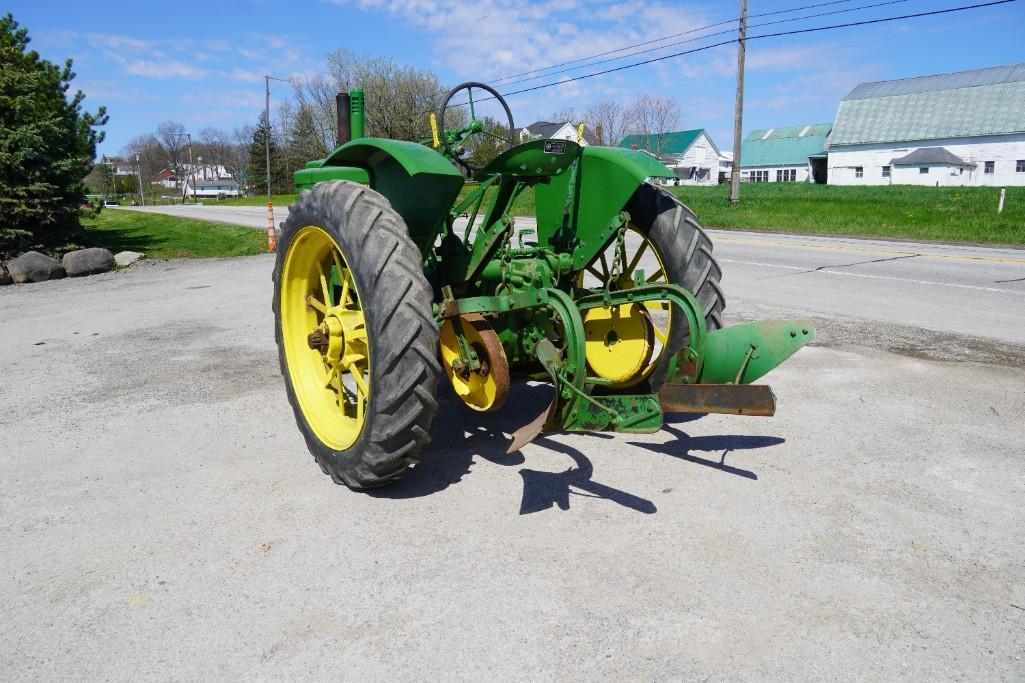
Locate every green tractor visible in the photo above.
<box><xmin>273</xmin><ymin>82</ymin><xmax>813</xmax><ymax>488</ymax></box>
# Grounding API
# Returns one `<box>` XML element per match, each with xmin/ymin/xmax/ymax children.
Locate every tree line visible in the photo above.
<box><xmin>102</xmin><ymin>48</ymin><xmax>683</xmax><ymax>200</ymax></box>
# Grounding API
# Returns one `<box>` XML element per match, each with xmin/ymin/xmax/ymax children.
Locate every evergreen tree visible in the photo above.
<box><xmin>0</xmin><ymin>14</ymin><xmax>107</xmax><ymax>257</ymax></box>
<box><xmin>247</xmin><ymin>112</ymin><xmax>289</xmax><ymax>196</ymax></box>
<box><xmin>288</xmin><ymin>104</ymin><xmax>328</xmax><ymax>167</ymax></box>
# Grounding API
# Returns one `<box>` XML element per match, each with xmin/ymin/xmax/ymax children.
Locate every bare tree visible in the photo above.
<box><xmin>627</xmin><ymin>95</ymin><xmax>682</xmax><ymax>155</ymax></box>
<box><xmin>584</xmin><ymin>98</ymin><xmax>631</xmax><ymax>147</ymax></box>
<box><xmin>295</xmin><ymin>49</ymin><xmax>447</xmax><ymax>144</ymax></box>
<box><xmin>154</xmin><ymin>120</ymin><xmax>188</xmax><ymax>187</ymax></box>
<box><xmin>229</xmin><ymin>125</ymin><xmax>255</xmax><ymax>193</ymax></box>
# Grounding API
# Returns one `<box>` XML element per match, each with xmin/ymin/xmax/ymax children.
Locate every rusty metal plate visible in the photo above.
<box><xmin>658</xmin><ymin>384</ymin><xmax>777</xmax><ymax>417</ymax></box>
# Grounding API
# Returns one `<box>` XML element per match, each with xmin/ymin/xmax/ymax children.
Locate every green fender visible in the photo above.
<box><xmin>534</xmin><ymin>145</ymin><xmax>676</xmax><ymax>261</ymax></box>
<box><xmin>320</xmin><ymin>138</ymin><xmax>465</xmax><ymax>253</ymax></box>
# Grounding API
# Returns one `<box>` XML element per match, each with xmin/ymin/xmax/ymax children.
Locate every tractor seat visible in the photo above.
<box><xmin>475</xmin><ymin>139</ymin><xmax>581</xmax><ymax>180</ymax></box>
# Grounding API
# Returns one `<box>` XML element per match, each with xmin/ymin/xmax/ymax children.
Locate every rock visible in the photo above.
<box><xmin>62</xmin><ymin>247</ymin><xmax>116</xmax><ymax>277</ymax></box>
<box><xmin>7</xmin><ymin>251</ymin><xmax>66</xmax><ymax>283</ymax></box>
<box><xmin>114</xmin><ymin>251</ymin><xmax>145</xmax><ymax>267</ymax></box>
<box><xmin>0</xmin><ymin>263</ymin><xmax>11</xmax><ymax>286</ymax></box>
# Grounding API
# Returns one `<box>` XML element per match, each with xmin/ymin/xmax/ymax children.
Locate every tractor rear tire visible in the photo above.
<box><xmin>625</xmin><ymin>183</ymin><xmax>726</xmax><ymax>391</ymax></box>
<box><xmin>273</xmin><ymin>180</ymin><xmax>441</xmax><ymax>489</ymax></box>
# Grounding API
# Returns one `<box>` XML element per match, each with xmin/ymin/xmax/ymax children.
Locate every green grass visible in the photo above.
<box><xmin>214</xmin><ymin>194</ymin><xmax>296</xmax><ymax>207</ymax></box>
<box><xmin>669</xmin><ymin>184</ymin><xmax>1025</xmax><ymax>245</ymax></box>
<box><xmin>80</xmin><ymin>210</ymin><xmax>266</xmax><ymax>259</ymax></box>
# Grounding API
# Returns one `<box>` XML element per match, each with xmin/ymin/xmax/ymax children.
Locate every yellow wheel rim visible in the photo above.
<box><xmin>584</xmin><ymin>304</ymin><xmax>654</xmax><ymax>383</ymax></box>
<box><xmin>439</xmin><ymin>314</ymin><xmax>509</xmax><ymax>412</ymax></box>
<box><xmin>280</xmin><ymin>226</ymin><xmax>370</xmax><ymax>450</ymax></box>
<box><xmin>579</xmin><ymin>225</ymin><xmax>672</xmax><ymax>388</ymax></box>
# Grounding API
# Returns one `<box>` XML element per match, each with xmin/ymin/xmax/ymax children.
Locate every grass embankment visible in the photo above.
<box><xmin>215</xmin><ymin>194</ymin><xmax>296</xmax><ymax>207</ymax></box>
<box><xmin>671</xmin><ymin>184</ymin><xmax>1025</xmax><ymax>245</ymax></box>
<box><xmin>81</xmin><ymin>210</ymin><xmax>265</xmax><ymax>259</ymax></box>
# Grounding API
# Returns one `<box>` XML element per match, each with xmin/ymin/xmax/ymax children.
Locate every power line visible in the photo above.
<box><xmin>496</xmin><ymin>0</ymin><xmax>911</xmax><ymax>90</ymax></box>
<box><xmin>491</xmin><ymin>0</ymin><xmax>906</xmax><ymax>86</ymax></box>
<box><xmin>495</xmin><ymin>0</ymin><xmax>1016</xmax><ymax>99</ymax></box>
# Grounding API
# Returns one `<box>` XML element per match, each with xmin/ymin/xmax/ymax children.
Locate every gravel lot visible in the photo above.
<box><xmin>1</xmin><ymin>254</ymin><xmax>1023</xmax><ymax>680</ymax></box>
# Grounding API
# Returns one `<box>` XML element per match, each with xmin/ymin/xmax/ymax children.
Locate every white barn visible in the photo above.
<box><xmin>739</xmin><ymin>123</ymin><xmax>831</xmax><ymax>184</ymax></box>
<box><xmin>618</xmin><ymin>129</ymin><xmax>722</xmax><ymax>186</ymax></box>
<box><xmin>827</xmin><ymin>63</ymin><xmax>1025</xmax><ymax>186</ymax></box>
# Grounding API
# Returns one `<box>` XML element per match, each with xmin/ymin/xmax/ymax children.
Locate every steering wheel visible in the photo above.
<box><xmin>438</xmin><ymin>81</ymin><xmax>515</xmax><ymax>174</ymax></box>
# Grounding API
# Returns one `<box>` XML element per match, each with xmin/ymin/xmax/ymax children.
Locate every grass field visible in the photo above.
<box><xmin>224</xmin><ymin>183</ymin><xmax>1023</xmax><ymax>246</ymax></box>
<box><xmin>81</xmin><ymin>210</ymin><xmax>266</xmax><ymax>259</ymax></box>
<box><xmin>215</xmin><ymin>194</ymin><xmax>296</xmax><ymax>207</ymax></box>
<box><xmin>671</xmin><ymin>184</ymin><xmax>1025</xmax><ymax>245</ymax></box>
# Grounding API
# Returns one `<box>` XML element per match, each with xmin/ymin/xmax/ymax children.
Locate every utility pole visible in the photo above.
<box><xmin>265</xmin><ymin>74</ymin><xmax>290</xmax><ymax>252</ymax></box>
<box><xmin>135</xmin><ymin>153</ymin><xmax>144</xmax><ymax>206</ymax></box>
<box><xmin>729</xmin><ymin>0</ymin><xmax>747</xmax><ymax>206</ymax></box>
<box><xmin>186</xmin><ymin>134</ymin><xmax>197</xmax><ymax>204</ymax></box>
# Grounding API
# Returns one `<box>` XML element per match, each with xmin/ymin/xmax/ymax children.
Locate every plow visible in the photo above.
<box><xmin>274</xmin><ymin>82</ymin><xmax>814</xmax><ymax>488</ymax></box>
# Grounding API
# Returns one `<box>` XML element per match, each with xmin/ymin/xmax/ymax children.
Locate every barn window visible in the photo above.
<box><xmin>919</xmin><ymin>167</ymin><xmax>929</xmax><ymax>174</ymax></box>
<box><xmin>882</xmin><ymin>166</ymin><xmax>891</xmax><ymax>178</ymax></box>
<box><xmin>984</xmin><ymin>161</ymin><xmax>995</xmax><ymax>174</ymax></box>
<box><xmin>1017</xmin><ymin>160</ymin><xmax>1025</xmax><ymax>172</ymax></box>
<box><xmin>855</xmin><ymin>166</ymin><xmax>863</xmax><ymax>178</ymax></box>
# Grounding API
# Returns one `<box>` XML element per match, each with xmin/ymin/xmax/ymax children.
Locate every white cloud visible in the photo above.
<box><xmin>120</xmin><ymin>59</ymin><xmax>209</xmax><ymax>80</ymax></box>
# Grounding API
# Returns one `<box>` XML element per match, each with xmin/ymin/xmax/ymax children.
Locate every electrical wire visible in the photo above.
<box><xmin>480</xmin><ymin>0</ymin><xmax>1016</xmax><ymax>102</ymax></box>
<box><xmin>491</xmin><ymin>0</ymin><xmax>906</xmax><ymax>86</ymax></box>
<box><xmin>495</xmin><ymin>0</ymin><xmax>911</xmax><ymax>90</ymax></box>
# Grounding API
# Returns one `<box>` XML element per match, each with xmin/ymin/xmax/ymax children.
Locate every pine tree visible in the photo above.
<box><xmin>247</xmin><ymin>112</ymin><xmax>289</xmax><ymax>196</ymax></box>
<box><xmin>288</xmin><ymin>104</ymin><xmax>329</xmax><ymax>167</ymax></box>
<box><xmin>0</xmin><ymin>14</ymin><xmax>107</xmax><ymax>257</ymax></box>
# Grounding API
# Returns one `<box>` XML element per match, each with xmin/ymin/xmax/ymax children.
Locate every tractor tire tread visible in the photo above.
<box><xmin>274</xmin><ymin>180</ymin><xmax>440</xmax><ymax>489</ymax></box>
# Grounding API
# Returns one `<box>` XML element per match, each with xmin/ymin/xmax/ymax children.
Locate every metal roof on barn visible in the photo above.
<box><xmin>617</xmin><ymin>129</ymin><xmax>706</xmax><ymax>155</ymax></box>
<box><xmin>739</xmin><ymin>123</ymin><xmax>831</xmax><ymax>168</ymax></box>
<box><xmin>829</xmin><ymin>63</ymin><xmax>1025</xmax><ymax>146</ymax></box>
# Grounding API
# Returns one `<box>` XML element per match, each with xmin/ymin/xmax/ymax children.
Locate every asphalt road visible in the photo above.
<box><xmin>121</xmin><ymin>203</ymin><xmax>1025</xmax><ymax>344</ymax></box>
<box><xmin>2</xmin><ymin>251</ymin><xmax>1023</xmax><ymax>679</ymax></box>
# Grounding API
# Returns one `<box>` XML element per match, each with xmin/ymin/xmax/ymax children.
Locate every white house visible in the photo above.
<box><xmin>738</xmin><ymin>124</ymin><xmax>832</xmax><ymax>184</ymax></box>
<box><xmin>177</xmin><ymin>164</ymin><xmax>240</xmax><ymax>198</ymax></box>
<box><xmin>618</xmin><ymin>129</ymin><xmax>721</xmax><ymax>186</ymax></box>
<box><xmin>519</xmin><ymin>121</ymin><xmax>596</xmax><ymax>146</ymax></box>
<box><xmin>827</xmin><ymin>63</ymin><xmax>1025</xmax><ymax>186</ymax></box>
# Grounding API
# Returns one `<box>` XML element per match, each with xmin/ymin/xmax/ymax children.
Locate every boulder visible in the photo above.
<box><xmin>62</xmin><ymin>247</ymin><xmax>116</xmax><ymax>277</ymax></box>
<box><xmin>0</xmin><ymin>263</ymin><xmax>11</xmax><ymax>286</ymax></box>
<box><xmin>7</xmin><ymin>251</ymin><xmax>66</xmax><ymax>283</ymax></box>
<box><xmin>114</xmin><ymin>250</ymin><xmax>145</xmax><ymax>267</ymax></box>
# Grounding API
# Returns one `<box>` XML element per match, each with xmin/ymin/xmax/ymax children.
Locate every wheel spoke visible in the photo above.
<box><xmin>585</xmin><ymin>265</ymin><xmax>604</xmax><ymax>280</ymax></box>
<box><xmin>339</xmin><ymin>271</ymin><xmax>351</xmax><ymax>308</ymax></box>
<box><xmin>598</xmin><ymin>252</ymin><xmax>610</xmax><ymax>278</ymax></box>
<box><xmin>307</xmin><ymin>295</ymin><xmax>327</xmax><ymax>314</ymax></box>
<box><xmin>646</xmin><ymin>267</ymin><xmax>664</xmax><ymax>283</ymax></box>
<box><xmin>320</xmin><ymin>272</ymin><xmax>332</xmax><ymax>308</ymax></box>
<box><xmin>627</xmin><ymin>240</ymin><xmax>649</xmax><ymax>274</ymax></box>
<box><xmin>650</xmin><ymin>322</ymin><xmax>668</xmax><ymax>344</ymax></box>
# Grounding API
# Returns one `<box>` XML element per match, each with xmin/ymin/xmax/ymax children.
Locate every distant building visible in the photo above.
<box><xmin>739</xmin><ymin>123</ymin><xmax>832</xmax><ymax>184</ymax></box>
<box><xmin>618</xmin><ymin>129</ymin><xmax>721</xmax><ymax>185</ymax></box>
<box><xmin>157</xmin><ymin>164</ymin><xmax>240</xmax><ymax>198</ymax></box>
<box><xmin>99</xmin><ymin>155</ymin><xmax>137</xmax><ymax>176</ymax></box>
<box><xmin>519</xmin><ymin>121</ymin><xmax>597</xmax><ymax>146</ymax></box>
<box><xmin>827</xmin><ymin>63</ymin><xmax>1025</xmax><ymax>186</ymax></box>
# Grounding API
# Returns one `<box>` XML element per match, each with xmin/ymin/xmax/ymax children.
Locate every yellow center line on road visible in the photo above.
<box><xmin>713</xmin><ymin>236</ymin><xmax>1025</xmax><ymax>266</ymax></box>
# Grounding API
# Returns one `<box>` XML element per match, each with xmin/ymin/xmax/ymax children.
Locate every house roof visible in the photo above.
<box><xmin>617</xmin><ymin>129</ymin><xmax>710</xmax><ymax>156</ymax></box>
<box><xmin>739</xmin><ymin>123</ymin><xmax>831</xmax><ymax>167</ymax></box>
<box><xmin>890</xmin><ymin>147</ymin><xmax>974</xmax><ymax>166</ymax></box>
<box><xmin>522</xmin><ymin>120</ymin><xmax>598</xmax><ymax>145</ymax></box>
<box><xmin>829</xmin><ymin>63</ymin><xmax>1025</xmax><ymax>146</ymax></box>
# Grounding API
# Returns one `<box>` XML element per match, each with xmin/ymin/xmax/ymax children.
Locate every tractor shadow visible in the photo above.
<box><xmin>370</xmin><ymin>385</ymin><xmax>783</xmax><ymax>513</ymax></box>
<box><xmin>627</xmin><ymin>423</ymin><xmax>785</xmax><ymax>481</ymax></box>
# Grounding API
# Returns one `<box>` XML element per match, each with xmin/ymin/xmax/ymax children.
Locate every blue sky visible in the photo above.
<box><xmin>11</xmin><ymin>0</ymin><xmax>1025</xmax><ymax>157</ymax></box>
